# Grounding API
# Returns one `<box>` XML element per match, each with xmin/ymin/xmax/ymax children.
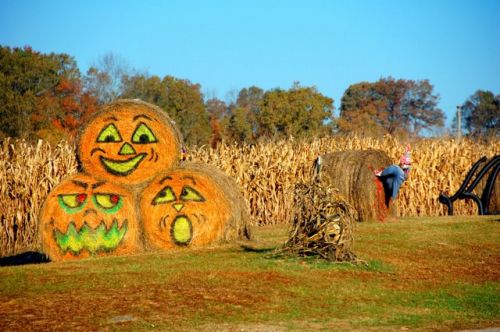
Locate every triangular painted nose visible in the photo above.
<box><xmin>119</xmin><ymin>142</ymin><xmax>136</xmax><ymax>155</ymax></box>
<box><xmin>173</xmin><ymin>203</ymin><xmax>184</xmax><ymax>212</ymax></box>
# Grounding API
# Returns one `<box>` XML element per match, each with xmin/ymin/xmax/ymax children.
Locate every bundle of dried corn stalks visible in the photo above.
<box><xmin>276</xmin><ymin>178</ymin><xmax>359</xmax><ymax>262</ymax></box>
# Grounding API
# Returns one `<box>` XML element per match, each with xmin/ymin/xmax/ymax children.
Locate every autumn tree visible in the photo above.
<box><xmin>223</xmin><ymin>86</ymin><xmax>263</xmax><ymax>143</ymax></box>
<box><xmin>121</xmin><ymin>74</ymin><xmax>211</xmax><ymax>145</ymax></box>
<box><xmin>338</xmin><ymin>77</ymin><xmax>444</xmax><ymax>137</ymax></box>
<box><xmin>224</xmin><ymin>106</ymin><xmax>255</xmax><ymax>143</ymax></box>
<box><xmin>336</xmin><ymin>82</ymin><xmax>387</xmax><ymax>136</ymax></box>
<box><xmin>222</xmin><ymin>84</ymin><xmax>334</xmax><ymax>142</ymax></box>
<box><xmin>235</xmin><ymin>86</ymin><xmax>264</xmax><ymax>130</ymax></box>
<box><xmin>0</xmin><ymin>46</ymin><xmax>95</xmax><ymax>141</ymax></box>
<box><xmin>205</xmin><ymin>97</ymin><xmax>227</xmax><ymax>147</ymax></box>
<box><xmin>41</xmin><ymin>78</ymin><xmax>98</xmax><ymax>140</ymax></box>
<box><xmin>456</xmin><ymin>90</ymin><xmax>499</xmax><ymax>138</ymax></box>
<box><xmin>84</xmin><ymin>53</ymin><xmax>132</xmax><ymax>104</ymax></box>
<box><xmin>257</xmin><ymin>83</ymin><xmax>334</xmax><ymax>139</ymax></box>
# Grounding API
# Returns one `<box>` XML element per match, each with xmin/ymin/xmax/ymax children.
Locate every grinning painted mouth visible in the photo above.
<box><xmin>54</xmin><ymin>219</ymin><xmax>128</xmax><ymax>254</ymax></box>
<box><xmin>99</xmin><ymin>153</ymin><xmax>146</xmax><ymax>176</ymax></box>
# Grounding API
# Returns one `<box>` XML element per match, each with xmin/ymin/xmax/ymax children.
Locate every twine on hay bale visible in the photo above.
<box><xmin>317</xmin><ymin>149</ymin><xmax>396</xmax><ymax>222</ymax></box>
<box><xmin>276</xmin><ymin>178</ymin><xmax>358</xmax><ymax>262</ymax></box>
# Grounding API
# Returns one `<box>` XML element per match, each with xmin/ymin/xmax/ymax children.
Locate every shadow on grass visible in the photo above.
<box><xmin>240</xmin><ymin>243</ymin><xmax>278</xmax><ymax>253</ymax></box>
<box><xmin>271</xmin><ymin>255</ymin><xmax>394</xmax><ymax>272</ymax></box>
<box><xmin>242</xmin><ymin>242</ymin><xmax>396</xmax><ymax>274</ymax></box>
<box><xmin>0</xmin><ymin>251</ymin><xmax>50</xmax><ymax>267</ymax></box>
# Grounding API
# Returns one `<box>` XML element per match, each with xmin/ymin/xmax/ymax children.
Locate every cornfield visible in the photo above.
<box><xmin>1</xmin><ymin>136</ymin><xmax>499</xmax><ymax>257</ymax></box>
<box><xmin>0</xmin><ymin>139</ymin><xmax>78</xmax><ymax>257</ymax></box>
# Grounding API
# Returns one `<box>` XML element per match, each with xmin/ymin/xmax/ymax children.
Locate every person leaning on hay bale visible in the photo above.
<box><xmin>375</xmin><ymin>145</ymin><xmax>412</xmax><ymax>205</ymax></box>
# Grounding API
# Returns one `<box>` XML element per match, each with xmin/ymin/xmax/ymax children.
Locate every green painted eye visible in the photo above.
<box><xmin>152</xmin><ymin>186</ymin><xmax>176</xmax><ymax>205</ymax></box>
<box><xmin>58</xmin><ymin>194</ymin><xmax>87</xmax><ymax>214</ymax></box>
<box><xmin>97</xmin><ymin>124</ymin><xmax>122</xmax><ymax>143</ymax></box>
<box><xmin>92</xmin><ymin>194</ymin><xmax>123</xmax><ymax>214</ymax></box>
<box><xmin>132</xmin><ymin>123</ymin><xmax>157</xmax><ymax>144</ymax></box>
<box><xmin>180</xmin><ymin>186</ymin><xmax>205</xmax><ymax>202</ymax></box>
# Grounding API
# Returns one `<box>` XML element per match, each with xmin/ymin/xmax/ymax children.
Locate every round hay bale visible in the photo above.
<box><xmin>77</xmin><ymin>99</ymin><xmax>183</xmax><ymax>189</ymax></box>
<box><xmin>39</xmin><ymin>173</ymin><xmax>142</xmax><ymax>261</ymax></box>
<box><xmin>318</xmin><ymin>149</ymin><xmax>397</xmax><ymax>222</ymax></box>
<box><xmin>139</xmin><ymin>162</ymin><xmax>251</xmax><ymax>249</ymax></box>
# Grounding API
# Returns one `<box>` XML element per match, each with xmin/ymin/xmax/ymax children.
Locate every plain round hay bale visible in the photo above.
<box><xmin>38</xmin><ymin>173</ymin><xmax>142</xmax><ymax>261</ymax></box>
<box><xmin>77</xmin><ymin>99</ymin><xmax>183</xmax><ymax>189</ymax></box>
<box><xmin>318</xmin><ymin>149</ymin><xmax>397</xmax><ymax>222</ymax></box>
<box><xmin>139</xmin><ymin>162</ymin><xmax>251</xmax><ymax>250</ymax></box>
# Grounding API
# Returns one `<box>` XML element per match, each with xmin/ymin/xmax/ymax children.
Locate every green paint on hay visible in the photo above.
<box><xmin>92</xmin><ymin>194</ymin><xmax>123</xmax><ymax>214</ymax></box>
<box><xmin>99</xmin><ymin>153</ymin><xmax>146</xmax><ymax>176</ymax></box>
<box><xmin>58</xmin><ymin>194</ymin><xmax>87</xmax><ymax>214</ymax></box>
<box><xmin>54</xmin><ymin>220</ymin><xmax>128</xmax><ymax>254</ymax></box>
<box><xmin>118</xmin><ymin>142</ymin><xmax>136</xmax><ymax>155</ymax></box>
<box><xmin>97</xmin><ymin>123</ymin><xmax>122</xmax><ymax>143</ymax></box>
<box><xmin>171</xmin><ymin>216</ymin><xmax>192</xmax><ymax>245</ymax></box>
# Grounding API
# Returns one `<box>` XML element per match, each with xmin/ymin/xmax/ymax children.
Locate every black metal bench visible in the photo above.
<box><xmin>439</xmin><ymin>155</ymin><xmax>499</xmax><ymax>215</ymax></box>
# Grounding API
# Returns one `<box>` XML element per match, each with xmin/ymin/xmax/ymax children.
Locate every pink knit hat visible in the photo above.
<box><xmin>400</xmin><ymin>144</ymin><xmax>411</xmax><ymax>169</ymax></box>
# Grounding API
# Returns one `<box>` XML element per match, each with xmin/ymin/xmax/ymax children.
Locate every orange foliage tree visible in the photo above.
<box><xmin>0</xmin><ymin>46</ymin><xmax>97</xmax><ymax>142</ymax></box>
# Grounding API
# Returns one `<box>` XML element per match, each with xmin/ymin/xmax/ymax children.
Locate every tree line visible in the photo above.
<box><xmin>1</xmin><ymin>46</ymin><xmax>497</xmax><ymax>145</ymax></box>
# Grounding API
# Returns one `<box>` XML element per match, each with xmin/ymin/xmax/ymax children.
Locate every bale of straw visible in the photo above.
<box><xmin>140</xmin><ymin>162</ymin><xmax>251</xmax><ymax>250</ymax></box>
<box><xmin>38</xmin><ymin>173</ymin><xmax>142</xmax><ymax>262</ymax></box>
<box><xmin>77</xmin><ymin>99</ymin><xmax>183</xmax><ymax>191</ymax></box>
<box><xmin>176</xmin><ymin>162</ymin><xmax>252</xmax><ymax>242</ymax></box>
<box><xmin>317</xmin><ymin>149</ymin><xmax>397</xmax><ymax>222</ymax></box>
<box><xmin>277</xmin><ymin>179</ymin><xmax>358</xmax><ymax>262</ymax></box>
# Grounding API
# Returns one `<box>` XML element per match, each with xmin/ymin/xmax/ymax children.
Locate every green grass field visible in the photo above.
<box><xmin>0</xmin><ymin>216</ymin><xmax>499</xmax><ymax>331</ymax></box>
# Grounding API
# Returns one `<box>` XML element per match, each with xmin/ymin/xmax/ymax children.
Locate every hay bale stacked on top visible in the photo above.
<box><xmin>318</xmin><ymin>149</ymin><xmax>396</xmax><ymax>222</ymax></box>
<box><xmin>77</xmin><ymin>99</ymin><xmax>183</xmax><ymax>190</ymax></box>
<box><xmin>278</xmin><ymin>178</ymin><xmax>358</xmax><ymax>262</ymax></box>
<box><xmin>39</xmin><ymin>99</ymin><xmax>251</xmax><ymax>261</ymax></box>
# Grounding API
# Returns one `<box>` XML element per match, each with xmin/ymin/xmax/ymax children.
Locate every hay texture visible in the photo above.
<box><xmin>38</xmin><ymin>99</ymin><xmax>253</xmax><ymax>260</ymax></box>
<box><xmin>317</xmin><ymin>149</ymin><xmax>397</xmax><ymax>222</ymax></box>
<box><xmin>277</xmin><ymin>179</ymin><xmax>357</xmax><ymax>262</ymax></box>
<box><xmin>140</xmin><ymin>162</ymin><xmax>251</xmax><ymax>249</ymax></box>
<box><xmin>77</xmin><ymin>99</ymin><xmax>182</xmax><ymax>189</ymax></box>
<box><xmin>39</xmin><ymin>173</ymin><xmax>142</xmax><ymax>261</ymax></box>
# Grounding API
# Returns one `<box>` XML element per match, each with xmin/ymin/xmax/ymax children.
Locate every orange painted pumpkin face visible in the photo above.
<box><xmin>140</xmin><ymin>169</ymin><xmax>230</xmax><ymax>249</ymax></box>
<box><xmin>78</xmin><ymin>100</ymin><xmax>181</xmax><ymax>186</ymax></box>
<box><xmin>39</xmin><ymin>173</ymin><xmax>140</xmax><ymax>261</ymax></box>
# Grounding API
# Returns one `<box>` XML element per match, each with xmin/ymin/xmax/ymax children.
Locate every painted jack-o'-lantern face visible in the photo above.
<box><xmin>40</xmin><ymin>173</ymin><xmax>140</xmax><ymax>261</ymax></box>
<box><xmin>140</xmin><ymin>168</ymin><xmax>230</xmax><ymax>249</ymax></box>
<box><xmin>78</xmin><ymin>100</ymin><xmax>181</xmax><ymax>186</ymax></box>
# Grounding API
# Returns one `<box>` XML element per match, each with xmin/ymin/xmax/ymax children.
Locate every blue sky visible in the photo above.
<box><xmin>1</xmin><ymin>0</ymin><xmax>499</xmax><ymax>128</ymax></box>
